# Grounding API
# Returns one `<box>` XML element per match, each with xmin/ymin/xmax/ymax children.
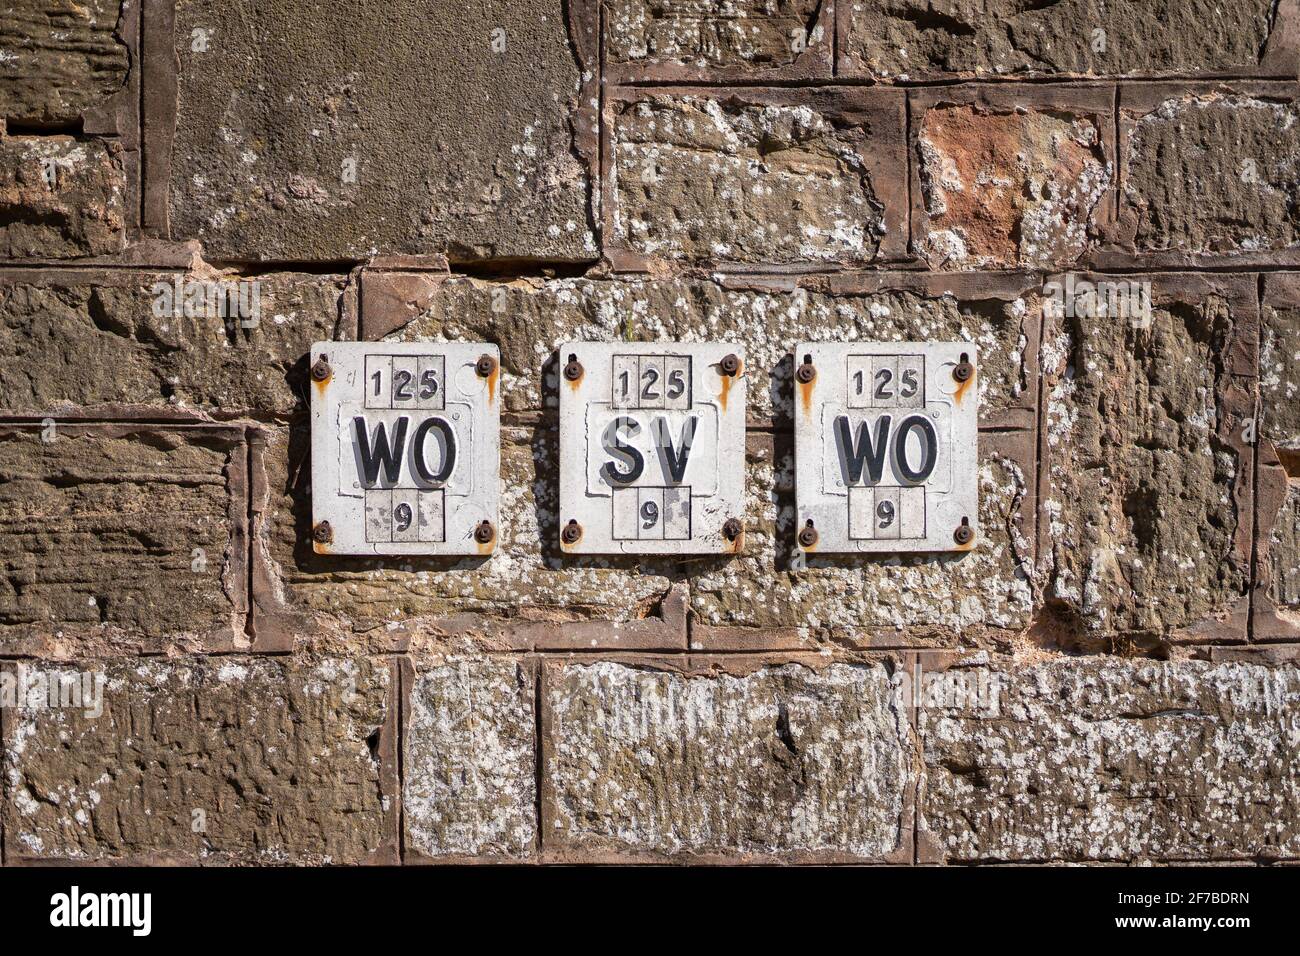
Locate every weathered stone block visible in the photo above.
<box><xmin>839</xmin><ymin>0</ymin><xmax>1298</xmax><ymax>81</ymax></box>
<box><xmin>1115</xmin><ymin>84</ymin><xmax>1300</xmax><ymax>264</ymax></box>
<box><xmin>363</xmin><ymin>270</ymin><xmax>1036</xmax><ymax>429</ymax></box>
<box><xmin>251</xmin><ymin>424</ymin><xmax>680</xmax><ymax>646</ymax></box>
<box><xmin>911</xmin><ymin>88</ymin><xmax>1113</xmax><ymax>270</ymax></box>
<box><xmin>692</xmin><ymin>429</ymin><xmax>1036</xmax><ymax>648</ymax></box>
<box><xmin>0</xmin><ymin>270</ymin><xmax>346</xmax><ymax>417</ymax></box>
<box><xmin>920</xmin><ymin>656</ymin><xmax>1300</xmax><ymax>862</ymax></box>
<box><xmin>605</xmin><ymin>0</ymin><xmax>832</xmax><ymax>81</ymax></box>
<box><xmin>0</xmin><ymin>136</ymin><xmax>126</xmax><ymax>258</ymax></box>
<box><xmin>403</xmin><ymin>656</ymin><xmax>536</xmax><ymax>860</ymax></box>
<box><xmin>167</xmin><ymin>0</ymin><xmax>596</xmax><ymax>262</ymax></box>
<box><xmin>0</xmin><ymin>0</ymin><xmax>130</xmax><ymax>124</ymax></box>
<box><xmin>2</xmin><ymin>655</ymin><xmax>396</xmax><ymax>863</ymax></box>
<box><xmin>542</xmin><ymin>658</ymin><xmax>912</xmax><ymax>861</ymax></box>
<box><xmin>1255</xmin><ymin>274</ymin><xmax>1300</xmax><ymax>642</ymax></box>
<box><xmin>606</xmin><ymin>87</ymin><xmax>906</xmax><ymax>269</ymax></box>
<box><xmin>0</xmin><ymin>424</ymin><xmax>248</xmax><ymax>656</ymax></box>
<box><xmin>1039</xmin><ymin>274</ymin><xmax>1255</xmax><ymax>645</ymax></box>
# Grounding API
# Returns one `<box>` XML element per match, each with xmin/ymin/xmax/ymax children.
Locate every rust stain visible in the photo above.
<box><xmin>954</xmin><ymin>370</ymin><xmax>975</xmax><ymax>406</ymax></box>
<box><xmin>487</xmin><ymin>366</ymin><xmax>498</xmax><ymax>404</ymax></box>
<box><xmin>312</xmin><ymin>541</ymin><xmax>330</xmax><ymax>555</ymax></box>
<box><xmin>567</xmin><ymin>372</ymin><xmax>584</xmax><ymax>393</ymax></box>
<box><xmin>313</xmin><ymin>373</ymin><xmax>332</xmax><ymax>396</ymax></box>
<box><xmin>718</xmin><ymin>358</ymin><xmax>743</xmax><ymax>412</ymax></box>
<box><xmin>728</xmin><ymin>530</ymin><xmax>745</xmax><ymax>554</ymax></box>
<box><xmin>798</xmin><ymin>373</ymin><xmax>816</xmax><ymax>418</ymax></box>
<box><xmin>477</xmin><ymin>539</ymin><xmax>496</xmax><ymax>556</ymax></box>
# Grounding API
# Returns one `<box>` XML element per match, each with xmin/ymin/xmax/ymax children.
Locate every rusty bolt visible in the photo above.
<box><xmin>797</xmin><ymin>520</ymin><xmax>819</xmax><ymax>549</ymax></box>
<box><xmin>312</xmin><ymin>520</ymin><xmax>333</xmax><ymax>545</ymax></box>
<box><xmin>561</xmin><ymin>519</ymin><xmax>583</xmax><ymax>545</ymax></box>
<box><xmin>954</xmin><ymin>519</ymin><xmax>974</xmax><ymax>546</ymax></box>
<box><xmin>953</xmin><ymin>359</ymin><xmax>975</xmax><ymax>384</ymax></box>
<box><xmin>474</xmin><ymin>520</ymin><xmax>496</xmax><ymax>545</ymax></box>
<box><xmin>722</xmin><ymin>518</ymin><xmax>743</xmax><ymax>541</ymax></box>
<box><xmin>719</xmin><ymin>353</ymin><xmax>741</xmax><ymax>377</ymax></box>
<box><xmin>475</xmin><ymin>354</ymin><xmax>498</xmax><ymax>378</ymax></box>
<box><xmin>563</xmin><ymin>354</ymin><xmax>584</xmax><ymax>382</ymax></box>
<box><xmin>795</xmin><ymin>359</ymin><xmax>816</xmax><ymax>385</ymax></box>
<box><xmin>310</xmin><ymin>355</ymin><xmax>332</xmax><ymax>382</ymax></box>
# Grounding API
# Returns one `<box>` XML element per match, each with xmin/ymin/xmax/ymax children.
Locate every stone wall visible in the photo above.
<box><xmin>1</xmin><ymin>0</ymin><xmax>1299</xmax><ymax>865</ymax></box>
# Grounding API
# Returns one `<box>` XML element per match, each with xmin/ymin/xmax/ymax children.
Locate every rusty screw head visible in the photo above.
<box><xmin>474</xmin><ymin>520</ymin><xmax>496</xmax><ymax>545</ymax></box>
<box><xmin>795</xmin><ymin>361</ymin><xmax>816</xmax><ymax>385</ymax></box>
<box><xmin>797</xmin><ymin>520</ymin><xmax>819</xmax><ymax>549</ymax></box>
<box><xmin>719</xmin><ymin>353</ymin><xmax>741</xmax><ymax>377</ymax></box>
<box><xmin>475</xmin><ymin>354</ymin><xmax>498</xmax><ymax>378</ymax></box>
<box><xmin>953</xmin><ymin>359</ymin><xmax>975</xmax><ymax>384</ymax></box>
<box><xmin>312</xmin><ymin>520</ymin><xmax>333</xmax><ymax>545</ymax></box>
<box><xmin>722</xmin><ymin>518</ymin><xmax>743</xmax><ymax>541</ymax></box>
<box><xmin>310</xmin><ymin>355</ymin><xmax>332</xmax><ymax>382</ymax></box>
<box><xmin>561</xmin><ymin>519</ymin><xmax>582</xmax><ymax>545</ymax></box>
<box><xmin>954</xmin><ymin>520</ymin><xmax>974</xmax><ymax>546</ymax></box>
<box><xmin>563</xmin><ymin>355</ymin><xmax>584</xmax><ymax>382</ymax></box>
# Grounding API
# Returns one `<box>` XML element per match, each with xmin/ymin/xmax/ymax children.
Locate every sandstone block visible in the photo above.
<box><xmin>1114</xmin><ymin>84</ymin><xmax>1300</xmax><ymax>265</ymax></box>
<box><xmin>920</xmin><ymin>656</ymin><xmax>1300</xmax><ymax>862</ymax></box>
<box><xmin>1038</xmin><ymin>273</ymin><xmax>1256</xmax><ymax>646</ymax></box>
<box><xmin>605</xmin><ymin>0</ymin><xmax>832</xmax><ymax>81</ymax></box>
<box><xmin>0</xmin><ymin>0</ymin><xmax>130</xmax><ymax>124</ymax></box>
<box><xmin>0</xmin><ymin>136</ymin><xmax>126</xmax><ymax>259</ymax></box>
<box><xmin>167</xmin><ymin>0</ymin><xmax>596</xmax><ymax>262</ymax></box>
<box><xmin>0</xmin><ymin>424</ymin><xmax>248</xmax><ymax>656</ymax></box>
<box><xmin>911</xmin><ymin>88</ymin><xmax>1114</xmax><ymax>270</ymax></box>
<box><xmin>403</xmin><ymin>656</ymin><xmax>536</xmax><ymax>860</ymax></box>
<box><xmin>839</xmin><ymin>0</ymin><xmax>1298</xmax><ymax>81</ymax></box>
<box><xmin>0</xmin><ymin>270</ymin><xmax>346</xmax><ymax>417</ymax></box>
<box><xmin>542</xmin><ymin>657</ymin><xmax>912</xmax><ymax>861</ymax></box>
<box><xmin>2</xmin><ymin>655</ymin><xmax>396</xmax><ymax>863</ymax></box>
<box><xmin>605</xmin><ymin>87</ymin><xmax>906</xmax><ymax>269</ymax></box>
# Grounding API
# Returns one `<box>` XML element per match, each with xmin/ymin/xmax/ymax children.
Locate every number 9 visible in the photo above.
<box><xmin>876</xmin><ymin>500</ymin><xmax>895</xmax><ymax>528</ymax></box>
<box><xmin>394</xmin><ymin>502</ymin><xmax>413</xmax><ymax>532</ymax></box>
<box><xmin>640</xmin><ymin>501</ymin><xmax>660</xmax><ymax>529</ymax></box>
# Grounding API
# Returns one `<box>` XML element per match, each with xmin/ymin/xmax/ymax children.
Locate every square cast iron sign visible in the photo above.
<box><xmin>794</xmin><ymin>342</ymin><xmax>978</xmax><ymax>553</ymax></box>
<box><xmin>558</xmin><ymin>342</ymin><xmax>746</xmax><ymax>554</ymax></box>
<box><xmin>310</xmin><ymin>342</ymin><xmax>501</xmax><ymax>556</ymax></box>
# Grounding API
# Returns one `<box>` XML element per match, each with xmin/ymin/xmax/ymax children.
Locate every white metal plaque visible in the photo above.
<box><xmin>310</xmin><ymin>341</ymin><xmax>500</xmax><ymax>556</ymax></box>
<box><xmin>558</xmin><ymin>342</ymin><xmax>746</xmax><ymax>554</ymax></box>
<box><xmin>794</xmin><ymin>342</ymin><xmax>978</xmax><ymax>553</ymax></box>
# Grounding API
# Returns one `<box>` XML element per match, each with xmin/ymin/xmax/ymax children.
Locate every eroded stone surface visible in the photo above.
<box><xmin>922</xmin><ymin>658</ymin><xmax>1300</xmax><ymax>861</ymax></box>
<box><xmin>379</xmin><ymin>274</ymin><xmax>1034</xmax><ymax>427</ymax></box>
<box><xmin>0</xmin><ymin>136</ymin><xmax>126</xmax><ymax>258</ymax></box>
<box><xmin>692</xmin><ymin>435</ymin><xmax>1035</xmax><ymax>643</ymax></box>
<box><xmin>0</xmin><ymin>426</ymin><xmax>245</xmax><ymax>654</ymax></box>
<box><xmin>169</xmin><ymin>0</ymin><xmax>594</xmax><ymax>261</ymax></box>
<box><xmin>545</xmin><ymin>660</ymin><xmax>910</xmax><ymax>858</ymax></box>
<box><xmin>1271</xmin><ymin>484</ymin><xmax>1300</xmax><ymax>611</ymax></box>
<box><xmin>0</xmin><ymin>0</ymin><xmax>129</xmax><ymax>123</ymax></box>
<box><xmin>3</xmin><ymin>656</ymin><xmax>392</xmax><ymax>863</ymax></box>
<box><xmin>0</xmin><ymin>272</ymin><xmax>343</xmax><ymax>416</ymax></box>
<box><xmin>1124</xmin><ymin>95</ymin><xmax>1300</xmax><ymax>256</ymax></box>
<box><xmin>1262</xmin><ymin>291</ymin><xmax>1300</xmax><ymax>449</ymax></box>
<box><xmin>916</xmin><ymin>105</ymin><xmax>1109</xmax><ymax>269</ymax></box>
<box><xmin>405</xmin><ymin>657</ymin><xmax>535</xmax><ymax>858</ymax></box>
<box><xmin>844</xmin><ymin>0</ymin><xmax>1283</xmax><ymax>79</ymax></box>
<box><xmin>1040</xmin><ymin>284</ymin><xmax>1250</xmax><ymax>639</ymax></box>
<box><xmin>607</xmin><ymin>0</ymin><xmax>822</xmax><ymax>70</ymax></box>
<box><xmin>259</xmin><ymin>424</ymin><xmax>677</xmax><ymax>632</ymax></box>
<box><xmin>612</xmin><ymin>94</ymin><xmax>892</xmax><ymax>264</ymax></box>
